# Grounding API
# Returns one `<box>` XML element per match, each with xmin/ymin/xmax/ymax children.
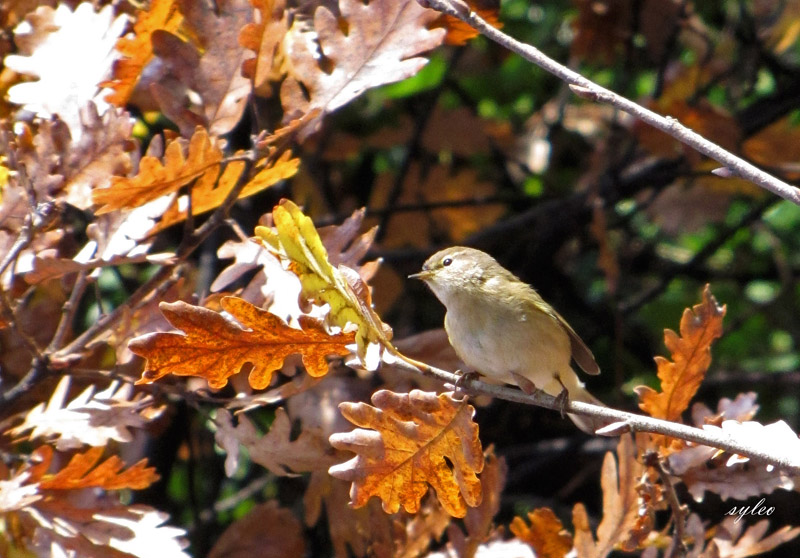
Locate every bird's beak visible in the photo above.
<box><xmin>408</xmin><ymin>269</ymin><xmax>433</xmax><ymax>281</ymax></box>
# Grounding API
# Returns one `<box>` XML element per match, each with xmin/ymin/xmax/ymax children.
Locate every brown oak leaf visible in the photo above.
<box><xmin>130</xmin><ymin>296</ymin><xmax>354</xmax><ymax>389</ymax></box>
<box><xmin>208</xmin><ymin>501</ymin><xmax>304</xmax><ymax>558</ymax></box>
<box><xmin>215</xmin><ymin>407</ymin><xmax>338</xmax><ymax>476</ymax></box>
<box><xmin>637</xmin><ymin>284</ymin><xmax>726</xmax><ymax>422</ymax></box>
<box><xmin>239</xmin><ymin>0</ymin><xmax>289</xmax><ymax>96</ymax></box>
<box><xmin>329</xmin><ymin>389</ymin><xmax>484</xmax><ymax>518</ymax></box>
<box><xmin>280</xmin><ymin>0</ymin><xmax>445</xmax><ymax>137</ymax></box>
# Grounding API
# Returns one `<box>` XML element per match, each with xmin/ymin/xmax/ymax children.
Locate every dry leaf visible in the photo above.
<box><xmin>149</xmin><ymin>150</ymin><xmax>300</xmax><ymax>234</ymax></box>
<box><xmin>433</xmin><ymin>4</ymin><xmax>503</xmax><ymax>46</ymax></box>
<box><xmin>281</xmin><ymin>0</ymin><xmax>445</xmax><ymax>137</ymax></box>
<box><xmin>9</xmin><ymin>375</ymin><xmax>164</xmax><ymax>451</ymax></box>
<box><xmin>510</xmin><ymin>508</ymin><xmax>573</xmax><ymax>558</ymax></box>
<box><xmin>637</xmin><ymin>285</ymin><xmax>726</xmax><ymax>422</ymax></box>
<box><xmin>130</xmin><ymin>296</ymin><xmax>354</xmax><ymax>389</ymax></box>
<box><xmin>214</xmin><ymin>407</ymin><xmax>337</xmax><ymax>476</ymax></box>
<box><xmin>570</xmin><ymin>434</ymin><xmax>645</xmax><ymax>558</ymax></box>
<box><xmin>93</xmin><ymin>126</ymin><xmax>222</xmax><ymax>214</ymax></box>
<box><xmin>103</xmin><ymin>0</ymin><xmax>183</xmax><ymax>106</ymax></box>
<box><xmin>239</xmin><ymin>0</ymin><xmax>289</xmax><ymax>96</ymax></box>
<box><xmin>329</xmin><ymin>389</ymin><xmax>484</xmax><ymax>518</ymax></box>
<box><xmin>37</xmin><ymin>446</ymin><xmax>159</xmax><ymax>491</ymax></box>
<box><xmin>150</xmin><ymin>0</ymin><xmax>253</xmax><ymax>136</ymax></box>
<box><xmin>709</xmin><ymin>516</ymin><xmax>800</xmax><ymax>558</ymax></box>
<box><xmin>5</xmin><ymin>3</ymin><xmax>128</xmax><ymax>139</ymax></box>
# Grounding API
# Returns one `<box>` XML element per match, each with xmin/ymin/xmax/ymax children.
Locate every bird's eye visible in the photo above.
<box><xmin>442</xmin><ymin>257</ymin><xmax>453</xmax><ymax>267</ymax></box>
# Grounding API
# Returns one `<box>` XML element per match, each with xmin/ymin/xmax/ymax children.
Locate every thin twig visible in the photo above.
<box><xmin>644</xmin><ymin>451</ymin><xmax>687</xmax><ymax>558</ymax></box>
<box><xmin>417</xmin><ymin>0</ymin><xmax>800</xmax><ymax>205</ymax></box>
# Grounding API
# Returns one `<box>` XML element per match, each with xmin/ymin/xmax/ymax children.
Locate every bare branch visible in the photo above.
<box><xmin>417</xmin><ymin>0</ymin><xmax>800</xmax><ymax>205</ymax></box>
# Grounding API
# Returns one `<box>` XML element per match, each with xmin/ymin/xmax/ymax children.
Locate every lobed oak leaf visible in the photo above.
<box><xmin>709</xmin><ymin>516</ymin><xmax>800</xmax><ymax>558</ymax></box>
<box><xmin>9</xmin><ymin>375</ymin><xmax>165</xmax><ymax>451</ymax></box>
<box><xmin>570</xmin><ymin>434</ymin><xmax>645</xmax><ymax>558</ymax></box>
<box><xmin>150</xmin><ymin>150</ymin><xmax>300</xmax><ymax>234</ymax></box>
<box><xmin>255</xmin><ymin>199</ymin><xmax>393</xmax><ymax>361</ymax></box>
<box><xmin>637</xmin><ymin>285</ymin><xmax>725</xmax><ymax>422</ymax></box>
<box><xmin>510</xmin><ymin>508</ymin><xmax>573</xmax><ymax>558</ymax></box>
<box><xmin>304</xmin><ymin>471</ymin><xmax>395</xmax><ymax>558</ymax></box>
<box><xmin>130</xmin><ymin>296</ymin><xmax>354</xmax><ymax>389</ymax></box>
<box><xmin>150</xmin><ymin>0</ymin><xmax>253</xmax><ymax>136</ymax></box>
<box><xmin>328</xmin><ymin>389</ymin><xmax>484</xmax><ymax>518</ymax></box>
<box><xmin>92</xmin><ymin>126</ymin><xmax>223</xmax><ymax>215</ymax></box>
<box><xmin>34</xmin><ymin>446</ymin><xmax>159</xmax><ymax>491</ymax></box>
<box><xmin>446</xmin><ymin>447</ymin><xmax>506</xmax><ymax>558</ymax></box>
<box><xmin>214</xmin><ymin>407</ymin><xmax>338</xmax><ymax>477</ymax></box>
<box><xmin>239</xmin><ymin>0</ymin><xmax>289</xmax><ymax>96</ymax></box>
<box><xmin>5</xmin><ymin>3</ymin><xmax>129</xmax><ymax>139</ymax></box>
<box><xmin>102</xmin><ymin>0</ymin><xmax>184</xmax><ymax>106</ymax></box>
<box><xmin>281</xmin><ymin>0</ymin><xmax>445</xmax><ymax>138</ymax></box>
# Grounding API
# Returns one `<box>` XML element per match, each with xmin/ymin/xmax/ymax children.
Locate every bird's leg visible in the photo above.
<box><xmin>554</xmin><ymin>374</ymin><xmax>569</xmax><ymax>418</ymax></box>
<box><xmin>453</xmin><ymin>369</ymin><xmax>480</xmax><ymax>394</ymax></box>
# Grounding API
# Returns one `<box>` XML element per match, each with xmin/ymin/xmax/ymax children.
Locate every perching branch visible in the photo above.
<box><xmin>417</xmin><ymin>0</ymin><xmax>800</xmax><ymax>206</ymax></box>
<box><xmin>388</xmin><ymin>355</ymin><xmax>800</xmax><ymax>476</ymax></box>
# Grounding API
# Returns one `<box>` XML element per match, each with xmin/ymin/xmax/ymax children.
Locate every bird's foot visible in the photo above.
<box><xmin>453</xmin><ymin>370</ymin><xmax>479</xmax><ymax>395</ymax></box>
<box><xmin>554</xmin><ymin>376</ymin><xmax>569</xmax><ymax>418</ymax></box>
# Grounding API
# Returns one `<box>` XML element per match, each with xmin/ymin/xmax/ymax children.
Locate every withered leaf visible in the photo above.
<box><xmin>239</xmin><ymin>0</ymin><xmax>288</xmax><ymax>96</ymax></box>
<box><xmin>103</xmin><ymin>0</ymin><xmax>183</xmax><ymax>106</ymax></box>
<box><xmin>329</xmin><ymin>390</ymin><xmax>484</xmax><ymax>518</ymax></box>
<box><xmin>9</xmin><ymin>375</ymin><xmax>164</xmax><ymax>451</ymax></box>
<box><xmin>130</xmin><ymin>296</ymin><xmax>354</xmax><ymax>389</ymax></box>
<box><xmin>637</xmin><ymin>285</ymin><xmax>726</xmax><ymax>422</ymax></box>
<box><xmin>510</xmin><ymin>508</ymin><xmax>573</xmax><ymax>558</ymax></box>
<box><xmin>208</xmin><ymin>501</ymin><xmax>304</xmax><ymax>558</ymax></box>
<box><xmin>281</xmin><ymin>0</ymin><xmax>445</xmax><ymax>137</ymax></box>
<box><xmin>149</xmin><ymin>150</ymin><xmax>299</xmax><ymax>234</ymax></box>
<box><xmin>93</xmin><ymin>126</ymin><xmax>222</xmax><ymax>214</ymax></box>
<box><xmin>35</xmin><ymin>446</ymin><xmax>159</xmax><ymax>491</ymax></box>
<box><xmin>215</xmin><ymin>407</ymin><xmax>337</xmax><ymax>476</ymax></box>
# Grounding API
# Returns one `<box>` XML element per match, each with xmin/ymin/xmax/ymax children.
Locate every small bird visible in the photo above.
<box><xmin>410</xmin><ymin>246</ymin><xmax>604</xmax><ymax>433</ymax></box>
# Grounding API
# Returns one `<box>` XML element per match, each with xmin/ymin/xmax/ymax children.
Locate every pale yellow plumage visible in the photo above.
<box><xmin>410</xmin><ymin>246</ymin><xmax>604</xmax><ymax>433</ymax></box>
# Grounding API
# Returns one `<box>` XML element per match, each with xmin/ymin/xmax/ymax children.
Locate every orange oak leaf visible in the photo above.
<box><xmin>637</xmin><ymin>285</ymin><xmax>726</xmax><ymax>421</ymax></box>
<box><xmin>102</xmin><ymin>0</ymin><xmax>183</xmax><ymax>106</ymax></box>
<box><xmin>510</xmin><ymin>508</ymin><xmax>573</xmax><ymax>558</ymax></box>
<box><xmin>329</xmin><ymin>389</ymin><xmax>484</xmax><ymax>518</ymax></box>
<box><xmin>35</xmin><ymin>446</ymin><xmax>159</xmax><ymax>491</ymax></box>
<box><xmin>92</xmin><ymin>126</ymin><xmax>223</xmax><ymax>214</ymax></box>
<box><xmin>130</xmin><ymin>296</ymin><xmax>354</xmax><ymax>389</ymax></box>
<box><xmin>433</xmin><ymin>5</ymin><xmax>503</xmax><ymax>46</ymax></box>
<box><xmin>239</xmin><ymin>0</ymin><xmax>288</xmax><ymax>96</ymax></box>
<box><xmin>149</xmin><ymin>150</ymin><xmax>300</xmax><ymax>234</ymax></box>
<box><xmin>280</xmin><ymin>0</ymin><xmax>445</xmax><ymax>138</ymax></box>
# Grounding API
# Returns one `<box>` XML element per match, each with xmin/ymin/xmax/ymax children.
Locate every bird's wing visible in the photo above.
<box><xmin>553</xmin><ymin>311</ymin><xmax>600</xmax><ymax>375</ymax></box>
